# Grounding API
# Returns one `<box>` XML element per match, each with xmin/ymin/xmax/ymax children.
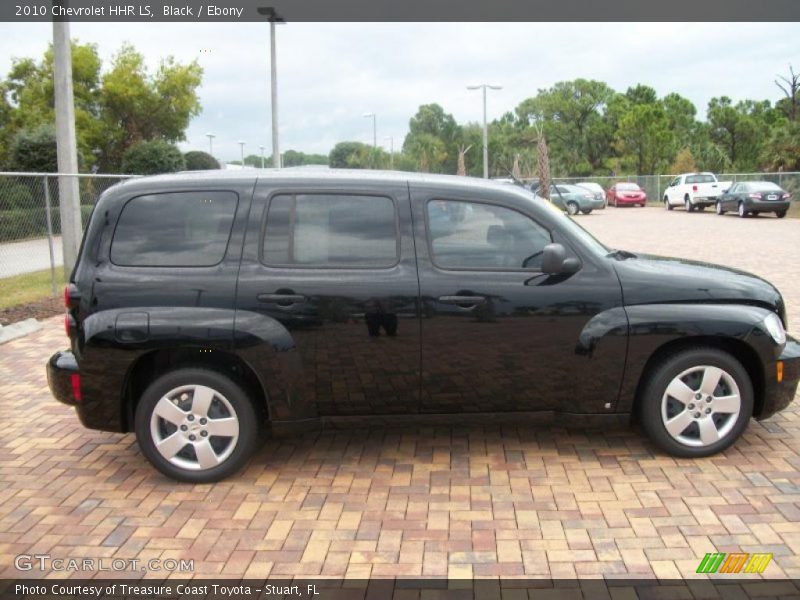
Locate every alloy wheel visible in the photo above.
<box><xmin>660</xmin><ymin>365</ymin><xmax>741</xmax><ymax>448</ymax></box>
<box><xmin>149</xmin><ymin>384</ymin><xmax>240</xmax><ymax>470</ymax></box>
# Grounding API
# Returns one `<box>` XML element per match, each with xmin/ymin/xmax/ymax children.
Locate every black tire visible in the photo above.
<box><xmin>665</xmin><ymin>197</ymin><xmax>673</xmax><ymax>211</ymax></box>
<box><xmin>715</xmin><ymin>201</ymin><xmax>725</xmax><ymax>215</ymax></box>
<box><xmin>581</xmin><ymin>209</ymin><xmax>593</xmax><ymax>215</ymax></box>
<box><xmin>777</xmin><ymin>210</ymin><xmax>787</xmax><ymax>219</ymax></box>
<box><xmin>685</xmin><ymin>196</ymin><xmax>694</xmax><ymax>212</ymax></box>
<box><xmin>566</xmin><ymin>201</ymin><xmax>579</xmax><ymax>216</ymax></box>
<box><xmin>697</xmin><ymin>205</ymin><xmax>706</xmax><ymax>212</ymax></box>
<box><xmin>135</xmin><ymin>367</ymin><xmax>261</xmax><ymax>483</ymax></box>
<box><xmin>639</xmin><ymin>348</ymin><xmax>753</xmax><ymax>458</ymax></box>
<box><xmin>738</xmin><ymin>202</ymin><xmax>747</xmax><ymax>218</ymax></box>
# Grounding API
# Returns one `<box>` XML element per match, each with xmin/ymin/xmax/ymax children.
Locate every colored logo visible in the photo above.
<box><xmin>696</xmin><ymin>552</ymin><xmax>773</xmax><ymax>574</ymax></box>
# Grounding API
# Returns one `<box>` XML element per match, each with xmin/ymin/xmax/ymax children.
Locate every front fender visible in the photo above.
<box><xmin>617</xmin><ymin>303</ymin><xmax>782</xmax><ymax>414</ymax></box>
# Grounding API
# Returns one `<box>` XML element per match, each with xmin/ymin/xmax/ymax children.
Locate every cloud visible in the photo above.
<box><xmin>1</xmin><ymin>22</ymin><xmax>797</xmax><ymax>160</ymax></box>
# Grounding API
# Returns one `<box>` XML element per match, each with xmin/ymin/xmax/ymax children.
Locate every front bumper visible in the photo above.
<box><xmin>616</xmin><ymin>197</ymin><xmax>646</xmax><ymax>205</ymax></box>
<box><xmin>47</xmin><ymin>350</ymin><xmax>80</xmax><ymax>406</ymax></box>
<box><xmin>759</xmin><ymin>336</ymin><xmax>800</xmax><ymax>419</ymax></box>
<box><xmin>745</xmin><ymin>200</ymin><xmax>790</xmax><ymax>214</ymax></box>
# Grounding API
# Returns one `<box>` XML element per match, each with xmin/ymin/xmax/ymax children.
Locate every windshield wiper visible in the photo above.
<box><xmin>607</xmin><ymin>249</ymin><xmax>637</xmax><ymax>260</ymax></box>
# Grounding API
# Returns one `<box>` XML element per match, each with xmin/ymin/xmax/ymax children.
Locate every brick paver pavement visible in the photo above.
<box><xmin>0</xmin><ymin>207</ymin><xmax>799</xmax><ymax>581</ymax></box>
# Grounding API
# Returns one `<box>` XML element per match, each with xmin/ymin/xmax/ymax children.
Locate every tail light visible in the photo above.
<box><xmin>749</xmin><ymin>193</ymin><xmax>762</xmax><ymax>200</ymax></box>
<box><xmin>64</xmin><ymin>283</ymin><xmax>81</xmax><ymax>310</ymax></box>
<box><xmin>783</xmin><ymin>193</ymin><xmax>792</xmax><ymax>200</ymax></box>
<box><xmin>64</xmin><ymin>313</ymin><xmax>76</xmax><ymax>337</ymax></box>
<box><xmin>70</xmin><ymin>373</ymin><xmax>82</xmax><ymax>402</ymax></box>
<box><xmin>692</xmin><ymin>185</ymin><xmax>698</xmax><ymax>192</ymax></box>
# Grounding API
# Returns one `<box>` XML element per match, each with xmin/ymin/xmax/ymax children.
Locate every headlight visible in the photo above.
<box><xmin>763</xmin><ymin>312</ymin><xmax>786</xmax><ymax>345</ymax></box>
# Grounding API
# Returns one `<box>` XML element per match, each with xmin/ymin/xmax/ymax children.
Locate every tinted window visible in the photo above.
<box><xmin>427</xmin><ymin>200</ymin><xmax>551</xmax><ymax>269</ymax></box>
<box><xmin>754</xmin><ymin>181</ymin><xmax>782</xmax><ymax>191</ymax></box>
<box><xmin>111</xmin><ymin>191</ymin><xmax>237</xmax><ymax>267</ymax></box>
<box><xmin>617</xmin><ymin>183</ymin><xmax>640</xmax><ymax>191</ymax></box>
<box><xmin>686</xmin><ymin>174</ymin><xmax>715</xmax><ymax>184</ymax></box>
<box><xmin>262</xmin><ymin>194</ymin><xmax>397</xmax><ymax>267</ymax></box>
<box><xmin>728</xmin><ymin>183</ymin><xmax>740</xmax><ymax>193</ymax></box>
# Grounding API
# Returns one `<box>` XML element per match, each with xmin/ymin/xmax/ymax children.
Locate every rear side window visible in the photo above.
<box><xmin>111</xmin><ymin>191</ymin><xmax>238</xmax><ymax>267</ymax></box>
<box><xmin>262</xmin><ymin>194</ymin><xmax>398</xmax><ymax>268</ymax></box>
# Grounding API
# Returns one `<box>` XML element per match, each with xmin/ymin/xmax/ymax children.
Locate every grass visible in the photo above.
<box><xmin>787</xmin><ymin>201</ymin><xmax>800</xmax><ymax>219</ymax></box>
<box><xmin>0</xmin><ymin>268</ymin><xmax>65</xmax><ymax>310</ymax></box>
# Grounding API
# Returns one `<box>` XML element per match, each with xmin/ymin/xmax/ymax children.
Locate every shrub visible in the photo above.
<box><xmin>10</xmin><ymin>125</ymin><xmax>58</xmax><ymax>173</ymax></box>
<box><xmin>121</xmin><ymin>140</ymin><xmax>185</xmax><ymax>175</ymax></box>
<box><xmin>184</xmin><ymin>150</ymin><xmax>220</xmax><ymax>170</ymax></box>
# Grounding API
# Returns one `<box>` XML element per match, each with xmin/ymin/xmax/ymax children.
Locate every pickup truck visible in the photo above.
<box><xmin>663</xmin><ymin>172</ymin><xmax>732</xmax><ymax>212</ymax></box>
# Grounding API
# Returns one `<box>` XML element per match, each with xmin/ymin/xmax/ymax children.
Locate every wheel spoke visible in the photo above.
<box><xmin>698</xmin><ymin>418</ymin><xmax>721</xmax><ymax>445</ymax></box>
<box><xmin>156</xmin><ymin>432</ymin><xmax>187</xmax><ymax>459</ymax></box>
<box><xmin>713</xmin><ymin>394</ymin><xmax>740</xmax><ymax>414</ymax></box>
<box><xmin>194</xmin><ymin>440</ymin><xmax>221</xmax><ymax>469</ymax></box>
<box><xmin>191</xmin><ymin>385</ymin><xmax>216</xmax><ymax>417</ymax></box>
<box><xmin>206</xmin><ymin>417</ymin><xmax>239</xmax><ymax>438</ymax></box>
<box><xmin>666</xmin><ymin>378</ymin><xmax>695</xmax><ymax>405</ymax></box>
<box><xmin>153</xmin><ymin>396</ymin><xmax>186</xmax><ymax>425</ymax></box>
<box><xmin>699</xmin><ymin>367</ymin><xmax>723</xmax><ymax>396</ymax></box>
<box><xmin>665</xmin><ymin>410</ymin><xmax>694</xmax><ymax>438</ymax></box>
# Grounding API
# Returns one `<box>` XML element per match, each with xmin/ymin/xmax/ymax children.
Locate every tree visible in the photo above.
<box><xmin>329</xmin><ymin>141</ymin><xmax>371</xmax><ymax>168</ymax></box>
<box><xmin>536</xmin><ymin>126</ymin><xmax>551</xmax><ymax>200</ymax></box>
<box><xmin>775</xmin><ymin>65</ymin><xmax>799</xmax><ymax>122</ymax></box>
<box><xmin>9</xmin><ymin>125</ymin><xmax>58</xmax><ymax>172</ymax></box>
<box><xmin>100</xmin><ymin>44</ymin><xmax>202</xmax><ymax>170</ymax></box>
<box><xmin>669</xmin><ymin>147</ymin><xmax>697</xmax><ymax>174</ymax></box>
<box><xmin>403</xmin><ymin>104</ymin><xmax>459</xmax><ymax>173</ymax></box>
<box><xmin>184</xmin><ymin>150</ymin><xmax>220</xmax><ymax>170</ymax></box>
<box><xmin>404</xmin><ymin>133</ymin><xmax>447</xmax><ymax>173</ymax></box>
<box><xmin>760</xmin><ymin>120</ymin><xmax>800</xmax><ymax>171</ymax></box>
<box><xmin>615</xmin><ymin>103</ymin><xmax>674</xmax><ymax>174</ymax></box>
<box><xmin>121</xmin><ymin>140</ymin><xmax>185</xmax><ymax>174</ymax></box>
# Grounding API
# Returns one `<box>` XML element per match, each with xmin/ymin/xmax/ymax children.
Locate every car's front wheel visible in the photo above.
<box><xmin>135</xmin><ymin>368</ymin><xmax>260</xmax><ymax>482</ymax></box>
<box><xmin>639</xmin><ymin>348</ymin><xmax>753</xmax><ymax>457</ymax></box>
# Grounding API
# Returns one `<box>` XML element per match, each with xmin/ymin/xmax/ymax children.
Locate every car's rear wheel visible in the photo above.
<box><xmin>135</xmin><ymin>368</ymin><xmax>260</xmax><ymax>482</ymax></box>
<box><xmin>581</xmin><ymin>209</ymin><xmax>593</xmax><ymax>215</ymax></box>
<box><xmin>639</xmin><ymin>348</ymin><xmax>753</xmax><ymax>457</ymax></box>
<box><xmin>685</xmin><ymin>197</ymin><xmax>694</xmax><ymax>212</ymax></box>
<box><xmin>566</xmin><ymin>201</ymin><xmax>579</xmax><ymax>216</ymax></box>
<box><xmin>738</xmin><ymin>202</ymin><xmax>747</xmax><ymax>218</ymax></box>
<box><xmin>777</xmin><ymin>210</ymin><xmax>787</xmax><ymax>219</ymax></box>
<box><xmin>715</xmin><ymin>201</ymin><xmax>725</xmax><ymax>215</ymax></box>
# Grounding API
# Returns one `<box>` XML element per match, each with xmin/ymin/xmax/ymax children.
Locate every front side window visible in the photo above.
<box><xmin>427</xmin><ymin>199</ymin><xmax>552</xmax><ymax>270</ymax></box>
<box><xmin>111</xmin><ymin>191</ymin><xmax>238</xmax><ymax>267</ymax></box>
<box><xmin>262</xmin><ymin>194</ymin><xmax>398</xmax><ymax>267</ymax></box>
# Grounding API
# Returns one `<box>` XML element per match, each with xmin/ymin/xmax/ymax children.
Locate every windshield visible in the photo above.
<box><xmin>511</xmin><ymin>187</ymin><xmax>609</xmax><ymax>255</ymax></box>
<box><xmin>748</xmin><ymin>181</ymin><xmax>782</xmax><ymax>191</ymax></box>
<box><xmin>617</xmin><ymin>183</ymin><xmax>640</xmax><ymax>191</ymax></box>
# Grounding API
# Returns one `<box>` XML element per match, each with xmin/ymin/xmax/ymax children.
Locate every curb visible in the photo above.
<box><xmin>0</xmin><ymin>318</ymin><xmax>42</xmax><ymax>344</ymax></box>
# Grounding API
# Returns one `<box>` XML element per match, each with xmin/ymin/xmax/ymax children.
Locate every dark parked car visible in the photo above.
<box><xmin>48</xmin><ymin>170</ymin><xmax>799</xmax><ymax>482</ymax></box>
<box><xmin>607</xmin><ymin>182</ymin><xmax>647</xmax><ymax>207</ymax></box>
<box><xmin>716</xmin><ymin>181</ymin><xmax>791</xmax><ymax>218</ymax></box>
<box><xmin>531</xmin><ymin>183</ymin><xmax>605</xmax><ymax>215</ymax></box>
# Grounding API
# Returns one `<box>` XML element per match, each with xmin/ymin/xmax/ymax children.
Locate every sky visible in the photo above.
<box><xmin>0</xmin><ymin>22</ymin><xmax>798</xmax><ymax>162</ymax></box>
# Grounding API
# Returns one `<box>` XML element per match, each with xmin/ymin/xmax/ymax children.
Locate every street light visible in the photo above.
<box><xmin>467</xmin><ymin>84</ymin><xmax>502</xmax><ymax>178</ymax></box>
<box><xmin>363</xmin><ymin>112</ymin><xmax>376</xmax><ymax>169</ymax></box>
<box><xmin>258</xmin><ymin>7</ymin><xmax>285</xmax><ymax>169</ymax></box>
<box><xmin>238</xmin><ymin>140</ymin><xmax>246</xmax><ymax>167</ymax></box>
<box><xmin>384</xmin><ymin>136</ymin><xmax>394</xmax><ymax>170</ymax></box>
<box><xmin>259</xmin><ymin>145</ymin><xmax>266</xmax><ymax>168</ymax></box>
<box><xmin>206</xmin><ymin>132</ymin><xmax>216</xmax><ymax>157</ymax></box>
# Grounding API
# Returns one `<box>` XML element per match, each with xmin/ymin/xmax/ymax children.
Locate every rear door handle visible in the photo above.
<box><xmin>257</xmin><ymin>293</ymin><xmax>306</xmax><ymax>306</ymax></box>
<box><xmin>438</xmin><ymin>295</ymin><xmax>486</xmax><ymax>308</ymax></box>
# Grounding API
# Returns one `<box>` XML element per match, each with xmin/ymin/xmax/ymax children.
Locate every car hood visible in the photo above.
<box><xmin>612</xmin><ymin>253</ymin><xmax>785</xmax><ymax>319</ymax></box>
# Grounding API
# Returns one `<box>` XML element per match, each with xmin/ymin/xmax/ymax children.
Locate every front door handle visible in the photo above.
<box><xmin>438</xmin><ymin>295</ymin><xmax>486</xmax><ymax>308</ymax></box>
<box><xmin>257</xmin><ymin>293</ymin><xmax>306</xmax><ymax>306</ymax></box>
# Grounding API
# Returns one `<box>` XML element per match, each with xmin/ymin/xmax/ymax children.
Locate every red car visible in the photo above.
<box><xmin>607</xmin><ymin>182</ymin><xmax>647</xmax><ymax>207</ymax></box>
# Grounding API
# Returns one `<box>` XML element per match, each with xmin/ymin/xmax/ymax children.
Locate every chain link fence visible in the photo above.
<box><xmin>521</xmin><ymin>172</ymin><xmax>800</xmax><ymax>207</ymax></box>
<box><xmin>0</xmin><ymin>173</ymin><xmax>135</xmax><ymax>304</ymax></box>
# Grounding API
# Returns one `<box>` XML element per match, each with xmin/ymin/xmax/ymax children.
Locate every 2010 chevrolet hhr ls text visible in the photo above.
<box><xmin>47</xmin><ymin>170</ymin><xmax>800</xmax><ymax>482</ymax></box>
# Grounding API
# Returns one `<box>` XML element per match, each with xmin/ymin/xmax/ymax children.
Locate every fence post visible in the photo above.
<box><xmin>43</xmin><ymin>175</ymin><xmax>57</xmax><ymax>296</ymax></box>
<box><xmin>656</xmin><ymin>176</ymin><xmax>661</xmax><ymax>205</ymax></box>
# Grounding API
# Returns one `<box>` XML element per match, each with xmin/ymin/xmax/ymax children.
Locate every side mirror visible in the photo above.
<box><xmin>542</xmin><ymin>243</ymin><xmax>580</xmax><ymax>275</ymax></box>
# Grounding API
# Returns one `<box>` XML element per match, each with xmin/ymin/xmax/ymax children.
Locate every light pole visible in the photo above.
<box><xmin>258</xmin><ymin>7</ymin><xmax>285</xmax><ymax>169</ymax></box>
<box><xmin>238</xmin><ymin>141</ymin><xmax>246</xmax><ymax>167</ymax></box>
<box><xmin>363</xmin><ymin>112</ymin><xmax>376</xmax><ymax>168</ymax></box>
<box><xmin>206</xmin><ymin>132</ymin><xmax>216</xmax><ymax>157</ymax></box>
<box><xmin>467</xmin><ymin>84</ymin><xmax>502</xmax><ymax>178</ymax></box>
<box><xmin>259</xmin><ymin>145</ymin><xmax>266</xmax><ymax>168</ymax></box>
<box><xmin>384</xmin><ymin>136</ymin><xmax>394</xmax><ymax>170</ymax></box>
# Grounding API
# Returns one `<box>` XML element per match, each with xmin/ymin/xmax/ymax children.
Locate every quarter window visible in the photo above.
<box><xmin>262</xmin><ymin>194</ymin><xmax>398</xmax><ymax>267</ymax></box>
<box><xmin>427</xmin><ymin>200</ymin><xmax>551</xmax><ymax>269</ymax></box>
<box><xmin>111</xmin><ymin>191</ymin><xmax>238</xmax><ymax>267</ymax></box>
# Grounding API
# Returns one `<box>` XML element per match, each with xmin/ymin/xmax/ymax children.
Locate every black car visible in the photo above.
<box><xmin>716</xmin><ymin>181</ymin><xmax>792</xmax><ymax>218</ymax></box>
<box><xmin>47</xmin><ymin>170</ymin><xmax>800</xmax><ymax>482</ymax></box>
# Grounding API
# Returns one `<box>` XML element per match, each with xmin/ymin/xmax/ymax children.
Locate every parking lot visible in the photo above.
<box><xmin>1</xmin><ymin>206</ymin><xmax>799</xmax><ymax>581</ymax></box>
